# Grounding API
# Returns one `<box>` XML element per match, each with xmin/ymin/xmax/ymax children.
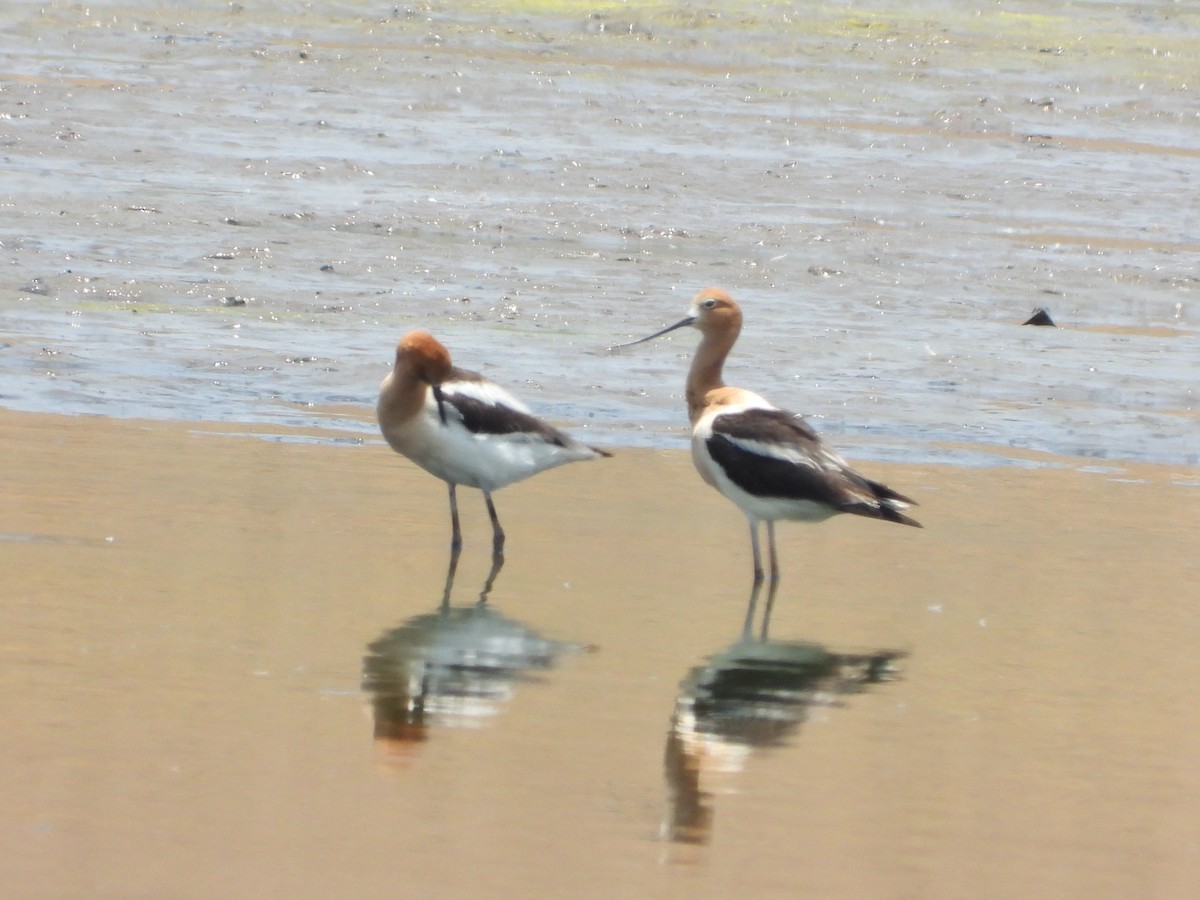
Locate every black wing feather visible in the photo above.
<box><xmin>444</xmin><ymin>393</ymin><xmax>571</xmax><ymax>445</ymax></box>
<box><xmin>440</xmin><ymin>369</ymin><xmax>611</xmax><ymax>457</ymax></box>
<box><xmin>713</xmin><ymin>407</ymin><xmax>824</xmax><ymax>446</ymax></box>
<box><xmin>707</xmin><ymin>408</ymin><xmax>920</xmax><ymax>527</ymax></box>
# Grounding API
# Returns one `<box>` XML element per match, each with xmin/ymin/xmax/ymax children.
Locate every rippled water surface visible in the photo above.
<box><xmin>2</xmin><ymin>0</ymin><xmax>1196</xmax><ymax>463</ymax></box>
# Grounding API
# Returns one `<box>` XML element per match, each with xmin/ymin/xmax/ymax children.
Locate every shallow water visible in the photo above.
<box><xmin>1</xmin><ymin>0</ymin><xmax>1196</xmax><ymax>464</ymax></box>
<box><xmin>3</xmin><ymin>3</ymin><xmax>1200</xmax><ymax>897</ymax></box>
<box><xmin>3</xmin><ymin>411</ymin><xmax>1199</xmax><ymax>898</ymax></box>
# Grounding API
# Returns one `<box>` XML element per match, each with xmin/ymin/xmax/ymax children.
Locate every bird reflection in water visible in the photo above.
<box><xmin>663</xmin><ymin>581</ymin><xmax>906</xmax><ymax>844</ymax></box>
<box><xmin>362</xmin><ymin>560</ymin><xmax>589</xmax><ymax>764</ymax></box>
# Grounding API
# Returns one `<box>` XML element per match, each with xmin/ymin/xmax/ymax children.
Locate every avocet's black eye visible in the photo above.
<box><xmin>702</xmin><ymin>298</ymin><xmax>717</xmax><ymax>309</ymax></box>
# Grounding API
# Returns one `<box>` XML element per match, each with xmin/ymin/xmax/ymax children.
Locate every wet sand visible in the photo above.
<box><xmin>3</xmin><ymin>408</ymin><xmax>1199</xmax><ymax>897</ymax></box>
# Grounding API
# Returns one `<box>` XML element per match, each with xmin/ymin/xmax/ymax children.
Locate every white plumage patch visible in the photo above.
<box><xmin>439</xmin><ymin>378</ymin><xmax>532</xmax><ymax>414</ymax></box>
<box><xmin>386</xmin><ymin>379</ymin><xmax>597</xmax><ymax>492</ymax></box>
<box><xmin>718</xmin><ymin>433</ymin><xmax>822</xmax><ymax>471</ymax></box>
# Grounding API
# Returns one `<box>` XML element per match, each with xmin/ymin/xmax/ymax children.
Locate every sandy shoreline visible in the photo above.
<box><xmin>3</xmin><ymin>408</ymin><xmax>1199</xmax><ymax>896</ymax></box>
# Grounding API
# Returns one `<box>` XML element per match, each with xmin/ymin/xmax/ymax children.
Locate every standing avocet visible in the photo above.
<box><xmin>378</xmin><ymin>330</ymin><xmax>610</xmax><ymax>593</ymax></box>
<box><xmin>620</xmin><ymin>288</ymin><xmax>920</xmax><ymax>584</ymax></box>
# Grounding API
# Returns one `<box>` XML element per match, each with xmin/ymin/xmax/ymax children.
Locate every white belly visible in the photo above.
<box><xmin>381</xmin><ymin>398</ymin><xmax>593</xmax><ymax>492</ymax></box>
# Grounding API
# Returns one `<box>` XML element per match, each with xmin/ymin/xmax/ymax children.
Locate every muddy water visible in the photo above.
<box><xmin>2</xmin><ymin>410</ymin><xmax>1199</xmax><ymax>898</ymax></box>
<box><xmin>1</xmin><ymin>1</ymin><xmax>1196</xmax><ymax>464</ymax></box>
<box><xmin>2</xmin><ymin>2</ymin><xmax>1200</xmax><ymax>897</ymax></box>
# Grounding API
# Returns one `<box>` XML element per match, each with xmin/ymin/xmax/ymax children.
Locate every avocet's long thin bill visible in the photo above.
<box><xmin>609</xmin><ymin>315</ymin><xmax>696</xmax><ymax>350</ymax></box>
<box><xmin>431</xmin><ymin>383</ymin><xmax>449</xmax><ymax>425</ymax></box>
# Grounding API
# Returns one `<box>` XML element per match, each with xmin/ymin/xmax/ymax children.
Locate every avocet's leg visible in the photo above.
<box><xmin>480</xmin><ymin>553</ymin><xmax>504</xmax><ymax>604</ymax></box>
<box><xmin>742</xmin><ymin>578</ymin><xmax>763</xmax><ymax>639</ymax></box>
<box><xmin>748</xmin><ymin>520</ymin><xmax>765</xmax><ymax>585</ymax></box>
<box><xmin>440</xmin><ymin>541</ymin><xmax>461</xmax><ymax>610</ymax></box>
<box><xmin>483</xmin><ymin>491</ymin><xmax>505</xmax><ymax>557</ymax></box>
<box><xmin>447</xmin><ymin>483</ymin><xmax>463</xmax><ymax>552</ymax></box>
<box><xmin>480</xmin><ymin>491</ymin><xmax>506</xmax><ymax>603</ymax></box>
<box><xmin>765</xmin><ymin>520</ymin><xmax>781</xmax><ymax>585</ymax></box>
<box><xmin>760</xmin><ymin>575</ymin><xmax>780</xmax><ymax>640</ymax></box>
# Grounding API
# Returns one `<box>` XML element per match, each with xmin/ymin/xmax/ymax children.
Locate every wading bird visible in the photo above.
<box><xmin>378</xmin><ymin>330</ymin><xmax>610</xmax><ymax>599</ymax></box>
<box><xmin>618</xmin><ymin>288</ymin><xmax>920</xmax><ymax>585</ymax></box>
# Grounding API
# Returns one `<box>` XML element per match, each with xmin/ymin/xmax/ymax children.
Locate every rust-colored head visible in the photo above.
<box><xmin>614</xmin><ymin>287</ymin><xmax>746</xmax><ymax>425</ymax></box>
<box><xmin>687</xmin><ymin>287</ymin><xmax>742</xmax><ymax>337</ymax></box>
<box><xmin>616</xmin><ymin>287</ymin><xmax>743</xmax><ymax>348</ymax></box>
<box><xmin>395</xmin><ymin>330</ymin><xmax>453</xmax><ymax>385</ymax></box>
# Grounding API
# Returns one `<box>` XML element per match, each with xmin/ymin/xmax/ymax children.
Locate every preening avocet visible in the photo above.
<box><xmin>378</xmin><ymin>330</ymin><xmax>610</xmax><ymax>585</ymax></box>
<box><xmin>620</xmin><ymin>288</ymin><xmax>920</xmax><ymax>584</ymax></box>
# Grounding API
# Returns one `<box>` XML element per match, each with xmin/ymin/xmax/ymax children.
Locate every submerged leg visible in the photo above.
<box><xmin>483</xmin><ymin>491</ymin><xmax>506</xmax><ymax>557</ymax></box>
<box><xmin>741</xmin><ymin>578</ymin><xmax>763</xmax><ymax>639</ymax></box>
<box><xmin>748</xmin><ymin>520</ymin><xmax>765</xmax><ymax>585</ymax></box>
<box><xmin>479</xmin><ymin>551</ymin><xmax>504</xmax><ymax>603</ymax></box>
<box><xmin>760</xmin><ymin>574</ymin><xmax>780</xmax><ymax>640</ymax></box>
<box><xmin>480</xmin><ymin>491</ymin><xmax>506</xmax><ymax>602</ymax></box>
<box><xmin>447</xmin><ymin>483</ymin><xmax>463</xmax><ymax>552</ymax></box>
<box><xmin>739</xmin><ymin>564</ymin><xmax>787</xmax><ymax>643</ymax></box>
<box><xmin>439</xmin><ymin>540</ymin><xmax>461</xmax><ymax>610</ymax></box>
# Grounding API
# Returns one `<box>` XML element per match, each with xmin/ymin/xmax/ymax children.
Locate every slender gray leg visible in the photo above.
<box><xmin>748</xmin><ymin>520</ymin><xmax>765</xmax><ymax>585</ymax></box>
<box><xmin>483</xmin><ymin>491</ymin><xmax>505</xmax><ymax>557</ymax></box>
<box><xmin>741</xmin><ymin>578</ymin><xmax>763</xmax><ymax>639</ymax></box>
<box><xmin>440</xmin><ymin>541</ymin><xmax>461</xmax><ymax>610</ymax></box>
<box><xmin>440</xmin><ymin>483</ymin><xmax>463</xmax><ymax>608</ymax></box>
<box><xmin>480</xmin><ymin>553</ymin><xmax>504</xmax><ymax>603</ymax></box>
<box><xmin>760</xmin><ymin>575</ymin><xmax>780</xmax><ymax>640</ymax></box>
<box><xmin>765</xmin><ymin>520</ymin><xmax>781</xmax><ymax>585</ymax></box>
<box><xmin>447</xmin><ymin>483</ymin><xmax>463</xmax><ymax>552</ymax></box>
<box><xmin>480</xmin><ymin>491</ymin><xmax>505</xmax><ymax>602</ymax></box>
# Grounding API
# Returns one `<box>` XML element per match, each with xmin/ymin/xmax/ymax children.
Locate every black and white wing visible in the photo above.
<box><xmin>704</xmin><ymin>407</ymin><xmax>919</xmax><ymax>526</ymax></box>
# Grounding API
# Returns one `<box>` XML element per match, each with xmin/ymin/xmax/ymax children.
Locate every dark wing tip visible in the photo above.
<box><xmin>877</xmin><ymin>489</ymin><xmax>921</xmax><ymax>527</ymax></box>
<box><xmin>866</xmin><ymin>479</ymin><xmax>918</xmax><ymax>508</ymax></box>
<box><xmin>852</xmin><ymin>503</ymin><xmax>922</xmax><ymax>528</ymax></box>
<box><xmin>845</xmin><ymin>481</ymin><xmax>922</xmax><ymax>527</ymax></box>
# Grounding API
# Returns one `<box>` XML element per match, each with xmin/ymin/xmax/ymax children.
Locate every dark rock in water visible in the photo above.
<box><xmin>1022</xmin><ymin>308</ymin><xmax>1055</xmax><ymax>326</ymax></box>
